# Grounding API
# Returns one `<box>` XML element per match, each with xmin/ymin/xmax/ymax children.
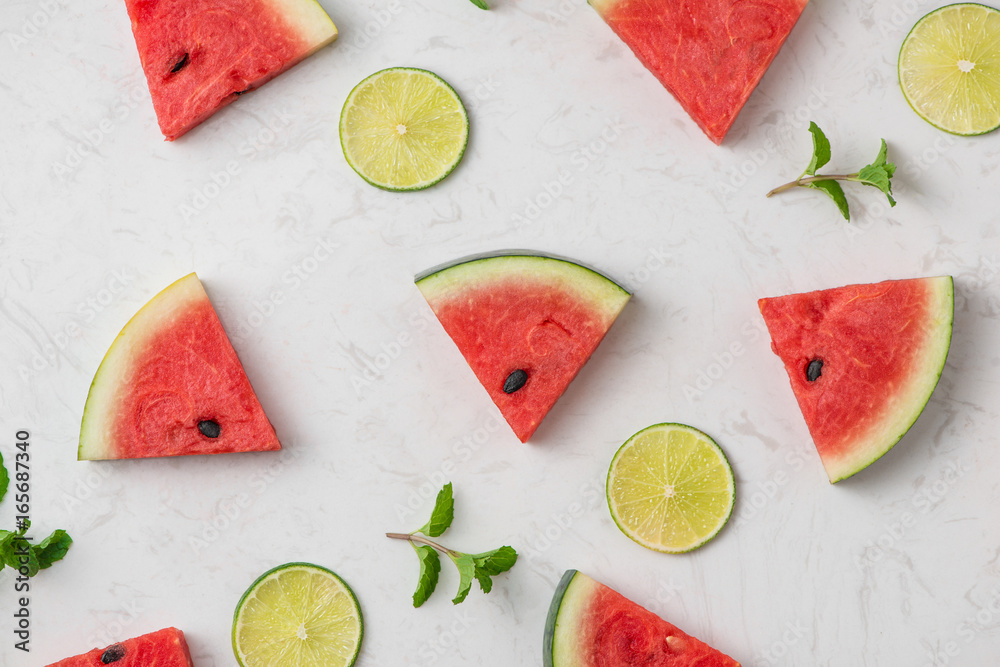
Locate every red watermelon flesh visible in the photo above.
<box><xmin>590</xmin><ymin>0</ymin><xmax>809</xmax><ymax>144</ymax></box>
<box><xmin>544</xmin><ymin>570</ymin><xmax>740</xmax><ymax>666</ymax></box>
<box><xmin>46</xmin><ymin>627</ymin><xmax>194</xmax><ymax>667</ymax></box>
<box><xmin>758</xmin><ymin>277</ymin><xmax>953</xmax><ymax>482</ymax></box>
<box><xmin>79</xmin><ymin>273</ymin><xmax>280</xmax><ymax>460</ymax></box>
<box><xmin>417</xmin><ymin>254</ymin><xmax>630</xmax><ymax>442</ymax></box>
<box><xmin>124</xmin><ymin>0</ymin><xmax>337</xmax><ymax>140</ymax></box>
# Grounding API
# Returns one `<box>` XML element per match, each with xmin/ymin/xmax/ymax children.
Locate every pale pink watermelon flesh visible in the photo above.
<box><xmin>544</xmin><ymin>570</ymin><xmax>741</xmax><ymax>666</ymax></box>
<box><xmin>759</xmin><ymin>277</ymin><xmax>953</xmax><ymax>482</ymax></box>
<box><xmin>416</xmin><ymin>255</ymin><xmax>630</xmax><ymax>442</ymax></box>
<box><xmin>589</xmin><ymin>0</ymin><xmax>809</xmax><ymax>144</ymax></box>
<box><xmin>46</xmin><ymin>627</ymin><xmax>193</xmax><ymax>667</ymax></box>
<box><xmin>124</xmin><ymin>0</ymin><xmax>337</xmax><ymax>140</ymax></box>
<box><xmin>79</xmin><ymin>273</ymin><xmax>280</xmax><ymax>460</ymax></box>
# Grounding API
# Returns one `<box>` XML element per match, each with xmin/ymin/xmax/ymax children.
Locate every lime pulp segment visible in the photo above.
<box><xmin>233</xmin><ymin>562</ymin><xmax>363</xmax><ymax>667</ymax></box>
<box><xmin>899</xmin><ymin>3</ymin><xmax>1000</xmax><ymax>135</ymax></box>
<box><xmin>607</xmin><ymin>423</ymin><xmax>735</xmax><ymax>554</ymax></box>
<box><xmin>340</xmin><ymin>67</ymin><xmax>469</xmax><ymax>191</ymax></box>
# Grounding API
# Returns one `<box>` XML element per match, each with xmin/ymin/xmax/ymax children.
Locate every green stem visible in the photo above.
<box><xmin>767</xmin><ymin>173</ymin><xmax>859</xmax><ymax>197</ymax></box>
<box><xmin>386</xmin><ymin>532</ymin><xmax>456</xmax><ymax>556</ymax></box>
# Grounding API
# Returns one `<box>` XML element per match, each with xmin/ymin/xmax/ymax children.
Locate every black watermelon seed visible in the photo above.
<box><xmin>232</xmin><ymin>86</ymin><xmax>252</xmax><ymax>96</ymax></box>
<box><xmin>503</xmin><ymin>369</ymin><xmax>528</xmax><ymax>394</ymax></box>
<box><xmin>101</xmin><ymin>644</ymin><xmax>126</xmax><ymax>664</ymax></box>
<box><xmin>170</xmin><ymin>53</ymin><xmax>189</xmax><ymax>73</ymax></box>
<box><xmin>198</xmin><ymin>420</ymin><xmax>221</xmax><ymax>438</ymax></box>
<box><xmin>806</xmin><ymin>358</ymin><xmax>824</xmax><ymax>382</ymax></box>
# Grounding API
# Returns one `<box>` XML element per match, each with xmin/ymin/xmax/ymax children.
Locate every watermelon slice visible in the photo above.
<box><xmin>79</xmin><ymin>273</ymin><xmax>281</xmax><ymax>460</ymax></box>
<box><xmin>416</xmin><ymin>253</ymin><xmax>630</xmax><ymax>442</ymax></box>
<box><xmin>123</xmin><ymin>0</ymin><xmax>338</xmax><ymax>140</ymax></box>
<box><xmin>589</xmin><ymin>0</ymin><xmax>809</xmax><ymax>144</ymax></box>
<box><xmin>544</xmin><ymin>570</ymin><xmax>741</xmax><ymax>666</ymax></box>
<box><xmin>758</xmin><ymin>276</ymin><xmax>954</xmax><ymax>483</ymax></box>
<box><xmin>45</xmin><ymin>627</ymin><xmax>194</xmax><ymax>666</ymax></box>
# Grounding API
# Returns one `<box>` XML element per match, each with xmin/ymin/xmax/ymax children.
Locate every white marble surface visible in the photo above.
<box><xmin>2</xmin><ymin>0</ymin><xmax>1000</xmax><ymax>665</ymax></box>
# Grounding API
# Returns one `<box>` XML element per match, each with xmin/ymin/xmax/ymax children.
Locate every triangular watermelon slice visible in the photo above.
<box><xmin>79</xmin><ymin>273</ymin><xmax>280</xmax><ymax>460</ymax></box>
<box><xmin>123</xmin><ymin>0</ymin><xmax>338</xmax><ymax>140</ymax></box>
<box><xmin>45</xmin><ymin>627</ymin><xmax>193</xmax><ymax>666</ymax></box>
<box><xmin>589</xmin><ymin>0</ymin><xmax>809</xmax><ymax>144</ymax></box>
<box><xmin>416</xmin><ymin>253</ymin><xmax>630</xmax><ymax>442</ymax></box>
<box><xmin>544</xmin><ymin>570</ymin><xmax>741</xmax><ymax>666</ymax></box>
<box><xmin>759</xmin><ymin>276</ymin><xmax>953</xmax><ymax>483</ymax></box>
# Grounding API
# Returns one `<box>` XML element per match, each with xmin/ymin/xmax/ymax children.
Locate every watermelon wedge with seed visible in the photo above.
<box><xmin>124</xmin><ymin>0</ymin><xmax>338</xmax><ymax>140</ymax></box>
<box><xmin>590</xmin><ymin>0</ymin><xmax>809</xmax><ymax>144</ymax></box>
<box><xmin>544</xmin><ymin>570</ymin><xmax>740</xmax><ymax>666</ymax></box>
<box><xmin>416</xmin><ymin>253</ymin><xmax>630</xmax><ymax>442</ymax></box>
<box><xmin>758</xmin><ymin>276</ymin><xmax>953</xmax><ymax>482</ymax></box>
<box><xmin>46</xmin><ymin>627</ymin><xmax>194</xmax><ymax>666</ymax></box>
<box><xmin>79</xmin><ymin>273</ymin><xmax>281</xmax><ymax>460</ymax></box>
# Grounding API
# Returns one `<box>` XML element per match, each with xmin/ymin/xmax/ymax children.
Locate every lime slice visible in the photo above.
<box><xmin>340</xmin><ymin>67</ymin><xmax>469</xmax><ymax>191</ymax></box>
<box><xmin>607</xmin><ymin>423</ymin><xmax>735</xmax><ymax>554</ymax></box>
<box><xmin>232</xmin><ymin>562</ymin><xmax>363</xmax><ymax>667</ymax></box>
<box><xmin>899</xmin><ymin>3</ymin><xmax>1000</xmax><ymax>135</ymax></box>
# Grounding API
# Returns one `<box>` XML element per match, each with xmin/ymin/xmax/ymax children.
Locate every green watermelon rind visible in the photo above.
<box><xmin>543</xmin><ymin>569</ymin><xmax>586</xmax><ymax>667</ymax></box>
<box><xmin>231</xmin><ymin>562</ymin><xmax>364</xmax><ymax>667</ymax></box>
<box><xmin>78</xmin><ymin>273</ymin><xmax>208</xmax><ymax>461</ymax></box>
<box><xmin>415</xmin><ymin>252</ymin><xmax>632</xmax><ymax>310</ymax></box>
<box><xmin>823</xmin><ymin>276</ymin><xmax>955</xmax><ymax>483</ymax></box>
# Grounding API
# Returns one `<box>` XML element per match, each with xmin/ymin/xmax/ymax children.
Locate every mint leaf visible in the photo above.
<box><xmin>417</xmin><ymin>483</ymin><xmax>454</xmax><ymax>538</ymax></box>
<box><xmin>411</xmin><ymin>544</ymin><xmax>441</xmax><ymax>608</ymax></box>
<box><xmin>0</xmin><ymin>451</ymin><xmax>8</xmax><ymax>504</ymax></box>
<box><xmin>0</xmin><ymin>530</ymin><xmax>12</xmax><ymax>573</ymax></box>
<box><xmin>852</xmin><ymin>140</ymin><xmax>896</xmax><ymax>206</ymax></box>
<box><xmin>472</xmin><ymin>546</ymin><xmax>517</xmax><ymax>593</ymax></box>
<box><xmin>474</xmin><ymin>565</ymin><xmax>493</xmax><ymax>593</ymax></box>
<box><xmin>473</xmin><ymin>546</ymin><xmax>517</xmax><ymax>575</ymax></box>
<box><xmin>450</xmin><ymin>553</ymin><xmax>476</xmax><ymax>604</ymax></box>
<box><xmin>805</xmin><ymin>121</ymin><xmax>831</xmax><ymax>176</ymax></box>
<box><xmin>469</xmin><ymin>0</ymin><xmax>489</xmax><ymax>8</ymax></box>
<box><xmin>806</xmin><ymin>180</ymin><xmax>850</xmax><ymax>220</ymax></box>
<box><xmin>34</xmin><ymin>530</ymin><xmax>73</xmax><ymax>570</ymax></box>
<box><xmin>0</xmin><ymin>532</ymin><xmax>38</xmax><ymax>577</ymax></box>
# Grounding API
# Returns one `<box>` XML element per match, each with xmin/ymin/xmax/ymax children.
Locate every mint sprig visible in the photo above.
<box><xmin>417</xmin><ymin>482</ymin><xmax>454</xmax><ymax>537</ymax></box>
<box><xmin>388</xmin><ymin>482</ymin><xmax>517</xmax><ymax>607</ymax></box>
<box><xmin>0</xmin><ymin>456</ymin><xmax>73</xmax><ymax>576</ymax></box>
<box><xmin>469</xmin><ymin>0</ymin><xmax>489</xmax><ymax>9</ymax></box>
<box><xmin>767</xmin><ymin>121</ymin><xmax>896</xmax><ymax>221</ymax></box>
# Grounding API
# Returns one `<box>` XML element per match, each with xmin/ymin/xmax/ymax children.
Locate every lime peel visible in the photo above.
<box><xmin>339</xmin><ymin>67</ymin><xmax>470</xmax><ymax>191</ymax></box>
<box><xmin>899</xmin><ymin>3</ymin><xmax>1000</xmax><ymax>136</ymax></box>
<box><xmin>606</xmin><ymin>423</ymin><xmax>736</xmax><ymax>554</ymax></box>
<box><xmin>232</xmin><ymin>562</ymin><xmax>363</xmax><ymax>667</ymax></box>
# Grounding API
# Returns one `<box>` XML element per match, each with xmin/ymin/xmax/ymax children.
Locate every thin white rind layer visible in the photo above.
<box><xmin>270</xmin><ymin>0</ymin><xmax>338</xmax><ymax>53</ymax></box>
<box><xmin>416</xmin><ymin>254</ymin><xmax>631</xmax><ymax>324</ymax></box>
<box><xmin>545</xmin><ymin>570</ymin><xmax>598</xmax><ymax>667</ymax></box>
<box><xmin>78</xmin><ymin>273</ymin><xmax>207</xmax><ymax>460</ymax></box>
<box><xmin>825</xmin><ymin>276</ymin><xmax>954</xmax><ymax>482</ymax></box>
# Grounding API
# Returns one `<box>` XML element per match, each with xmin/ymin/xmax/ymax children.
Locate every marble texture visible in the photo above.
<box><xmin>2</xmin><ymin>0</ymin><xmax>1000</xmax><ymax>665</ymax></box>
